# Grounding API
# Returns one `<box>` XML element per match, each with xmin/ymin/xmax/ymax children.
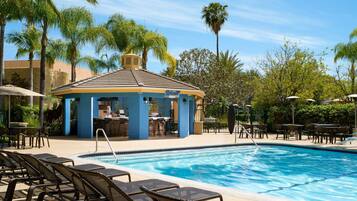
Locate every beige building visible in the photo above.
<box><xmin>4</xmin><ymin>60</ymin><xmax>93</xmax><ymax>95</ymax></box>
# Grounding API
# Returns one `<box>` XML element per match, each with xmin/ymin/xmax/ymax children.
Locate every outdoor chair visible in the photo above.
<box><xmin>315</xmin><ymin>126</ymin><xmax>335</xmax><ymax>144</ymax></box>
<box><xmin>274</xmin><ymin>124</ymin><xmax>286</xmax><ymax>139</ymax></box>
<box><xmin>254</xmin><ymin>124</ymin><xmax>268</xmax><ymax>139</ymax></box>
<box><xmin>1</xmin><ymin>127</ymin><xmax>22</xmax><ymax>148</ymax></box>
<box><xmin>302</xmin><ymin>123</ymin><xmax>316</xmax><ymax>140</ymax></box>
<box><xmin>23</xmin><ymin>127</ymin><xmax>40</xmax><ymax>148</ymax></box>
<box><xmin>140</xmin><ymin>186</ymin><xmax>223</xmax><ymax>201</ymax></box>
<box><xmin>0</xmin><ymin>151</ymin><xmax>27</xmax><ymax>184</ymax></box>
<box><xmin>3</xmin><ymin>152</ymin><xmax>76</xmax><ymax>201</ymax></box>
<box><xmin>43</xmin><ymin>161</ymin><xmax>132</xmax><ymax>200</ymax></box>
<box><xmin>34</xmin><ymin>127</ymin><xmax>50</xmax><ymax>148</ymax></box>
<box><xmin>2</xmin><ymin>152</ymin><xmax>105</xmax><ymax>201</ymax></box>
<box><xmin>74</xmin><ymin>168</ymin><xmax>180</xmax><ymax>198</ymax></box>
<box><xmin>2</xmin><ymin>151</ymin><xmax>50</xmax><ymax>201</ymax></box>
<box><xmin>0</xmin><ymin>127</ymin><xmax>10</xmax><ymax>148</ymax></box>
<box><xmin>331</xmin><ymin>126</ymin><xmax>350</xmax><ymax>144</ymax></box>
<box><xmin>73</xmin><ymin>168</ymin><xmax>223</xmax><ymax>201</ymax></box>
<box><xmin>239</xmin><ymin>123</ymin><xmax>253</xmax><ymax>138</ymax></box>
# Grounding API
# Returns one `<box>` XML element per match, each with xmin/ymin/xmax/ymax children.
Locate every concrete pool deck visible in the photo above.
<box><xmin>3</xmin><ymin>133</ymin><xmax>357</xmax><ymax>201</ymax></box>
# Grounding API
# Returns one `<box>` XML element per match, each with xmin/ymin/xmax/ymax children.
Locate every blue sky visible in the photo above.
<box><xmin>4</xmin><ymin>0</ymin><xmax>357</xmax><ymax>74</ymax></box>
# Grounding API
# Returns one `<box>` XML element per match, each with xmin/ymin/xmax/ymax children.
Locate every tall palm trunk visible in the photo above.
<box><xmin>0</xmin><ymin>21</ymin><xmax>5</xmax><ymax>122</ymax></box>
<box><xmin>351</xmin><ymin>61</ymin><xmax>356</xmax><ymax>94</ymax></box>
<box><xmin>0</xmin><ymin>21</ymin><xmax>5</xmax><ymax>86</ymax></box>
<box><xmin>71</xmin><ymin>62</ymin><xmax>76</xmax><ymax>82</ymax></box>
<box><xmin>216</xmin><ymin>32</ymin><xmax>219</xmax><ymax>61</ymax></box>
<box><xmin>70</xmin><ymin>46</ymin><xmax>77</xmax><ymax>82</ymax></box>
<box><xmin>39</xmin><ymin>19</ymin><xmax>48</xmax><ymax>129</ymax></box>
<box><xmin>28</xmin><ymin>51</ymin><xmax>34</xmax><ymax>106</ymax></box>
<box><xmin>142</xmin><ymin>47</ymin><xmax>147</xmax><ymax>70</ymax></box>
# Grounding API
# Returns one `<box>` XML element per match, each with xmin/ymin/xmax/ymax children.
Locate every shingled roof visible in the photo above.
<box><xmin>52</xmin><ymin>68</ymin><xmax>204</xmax><ymax>97</ymax></box>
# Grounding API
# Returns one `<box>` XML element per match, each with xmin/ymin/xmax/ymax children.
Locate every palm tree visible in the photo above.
<box><xmin>45</xmin><ymin>39</ymin><xmax>65</xmax><ymax>66</ymax></box>
<box><xmin>350</xmin><ymin>28</ymin><xmax>357</xmax><ymax>40</ymax></box>
<box><xmin>59</xmin><ymin>7</ymin><xmax>109</xmax><ymax>82</ymax></box>
<box><xmin>127</xmin><ymin>26</ymin><xmax>169</xmax><ymax>70</ymax></box>
<box><xmin>31</xmin><ymin>0</ymin><xmax>97</xmax><ymax>128</ymax></box>
<box><xmin>334</xmin><ymin>42</ymin><xmax>357</xmax><ymax>94</ymax></box>
<box><xmin>96</xmin><ymin>14</ymin><xmax>136</xmax><ymax>55</ymax></box>
<box><xmin>7</xmin><ymin>25</ymin><xmax>41</xmax><ymax>106</ymax></box>
<box><xmin>99</xmin><ymin>54</ymin><xmax>120</xmax><ymax>73</ymax></box>
<box><xmin>80</xmin><ymin>53</ymin><xmax>120</xmax><ymax>74</ymax></box>
<box><xmin>163</xmin><ymin>52</ymin><xmax>176</xmax><ymax>77</ymax></box>
<box><xmin>218</xmin><ymin>51</ymin><xmax>243</xmax><ymax>72</ymax></box>
<box><xmin>30</xmin><ymin>0</ymin><xmax>60</xmax><ymax>128</ymax></box>
<box><xmin>202</xmin><ymin>2</ymin><xmax>228</xmax><ymax>61</ymax></box>
<box><xmin>0</xmin><ymin>0</ymin><xmax>22</xmax><ymax>86</ymax></box>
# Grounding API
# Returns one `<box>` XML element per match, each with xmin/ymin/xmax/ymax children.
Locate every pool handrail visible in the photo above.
<box><xmin>237</xmin><ymin>124</ymin><xmax>259</xmax><ymax>148</ymax></box>
<box><xmin>95</xmin><ymin>128</ymin><xmax>119</xmax><ymax>162</ymax></box>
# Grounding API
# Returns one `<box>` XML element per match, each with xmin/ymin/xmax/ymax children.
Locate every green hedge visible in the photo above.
<box><xmin>265</xmin><ymin>104</ymin><xmax>355</xmax><ymax>127</ymax></box>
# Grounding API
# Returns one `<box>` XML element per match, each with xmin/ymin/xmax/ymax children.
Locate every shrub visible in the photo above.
<box><xmin>10</xmin><ymin>105</ymin><xmax>40</xmax><ymax>127</ymax></box>
<box><xmin>263</xmin><ymin>103</ymin><xmax>355</xmax><ymax>129</ymax></box>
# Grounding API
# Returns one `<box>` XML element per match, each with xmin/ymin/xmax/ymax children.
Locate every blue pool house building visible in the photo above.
<box><xmin>52</xmin><ymin>54</ymin><xmax>205</xmax><ymax>139</ymax></box>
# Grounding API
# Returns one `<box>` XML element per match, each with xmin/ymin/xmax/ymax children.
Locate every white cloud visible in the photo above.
<box><xmin>54</xmin><ymin>0</ymin><xmax>328</xmax><ymax>47</ymax></box>
<box><xmin>229</xmin><ymin>4</ymin><xmax>325</xmax><ymax>27</ymax></box>
<box><xmin>222</xmin><ymin>26</ymin><xmax>326</xmax><ymax>47</ymax></box>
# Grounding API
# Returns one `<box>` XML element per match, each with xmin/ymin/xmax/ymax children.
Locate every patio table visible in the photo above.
<box><xmin>281</xmin><ymin>124</ymin><xmax>304</xmax><ymax>140</ymax></box>
<box><xmin>8</xmin><ymin>127</ymin><xmax>41</xmax><ymax>149</ymax></box>
<box><xmin>315</xmin><ymin>126</ymin><xmax>350</xmax><ymax>144</ymax></box>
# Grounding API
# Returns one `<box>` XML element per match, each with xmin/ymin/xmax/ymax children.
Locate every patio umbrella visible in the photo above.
<box><xmin>0</xmin><ymin>85</ymin><xmax>44</xmax><ymax>128</ymax></box>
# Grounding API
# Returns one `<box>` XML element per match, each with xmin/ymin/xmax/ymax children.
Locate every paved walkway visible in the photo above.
<box><xmin>3</xmin><ymin>133</ymin><xmax>357</xmax><ymax>201</ymax></box>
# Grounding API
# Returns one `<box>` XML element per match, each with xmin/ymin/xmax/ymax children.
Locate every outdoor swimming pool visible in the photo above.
<box><xmin>87</xmin><ymin>145</ymin><xmax>357</xmax><ymax>201</ymax></box>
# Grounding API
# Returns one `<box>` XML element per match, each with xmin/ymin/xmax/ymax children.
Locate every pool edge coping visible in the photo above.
<box><xmin>79</xmin><ymin>142</ymin><xmax>357</xmax><ymax>157</ymax></box>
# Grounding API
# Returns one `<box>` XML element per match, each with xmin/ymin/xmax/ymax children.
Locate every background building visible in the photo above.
<box><xmin>4</xmin><ymin>60</ymin><xmax>93</xmax><ymax>94</ymax></box>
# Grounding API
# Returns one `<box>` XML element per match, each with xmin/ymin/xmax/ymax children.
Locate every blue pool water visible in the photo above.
<box><xmin>88</xmin><ymin>145</ymin><xmax>357</xmax><ymax>201</ymax></box>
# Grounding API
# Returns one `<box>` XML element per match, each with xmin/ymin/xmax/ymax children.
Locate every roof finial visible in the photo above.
<box><xmin>121</xmin><ymin>54</ymin><xmax>142</xmax><ymax>70</ymax></box>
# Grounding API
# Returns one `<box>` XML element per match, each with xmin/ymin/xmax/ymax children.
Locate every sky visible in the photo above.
<box><xmin>3</xmin><ymin>0</ymin><xmax>357</xmax><ymax>74</ymax></box>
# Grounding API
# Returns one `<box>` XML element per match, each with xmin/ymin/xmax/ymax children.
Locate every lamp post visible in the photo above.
<box><xmin>348</xmin><ymin>94</ymin><xmax>357</xmax><ymax>134</ymax></box>
<box><xmin>287</xmin><ymin>96</ymin><xmax>300</xmax><ymax>124</ymax></box>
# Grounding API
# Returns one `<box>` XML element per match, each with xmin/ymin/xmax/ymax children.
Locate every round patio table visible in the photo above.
<box><xmin>281</xmin><ymin>124</ymin><xmax>304</xmax><ymax>140</ymax></box>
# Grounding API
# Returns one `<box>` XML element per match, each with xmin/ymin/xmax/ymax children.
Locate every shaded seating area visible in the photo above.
<box><xmin>273</xmin><ymin>123</ymin><xmax>353</xmax><ymax>144</ymax></box>
<box><xmin>0</xmin><ymin>151</ymin><xmax>223</xmax><ymax>201</ymax></box>
<box><xmin>0</xmin><ymin>124</ymin><xmax>50</xmax><ymax>149</ymax></box>
<box><xmin>0</xmin><ymin>85</ymin><xmax>48</xmax><ymax>149</ymax></box>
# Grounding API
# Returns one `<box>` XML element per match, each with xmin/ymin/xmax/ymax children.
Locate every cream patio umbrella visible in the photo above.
<box><xmin>0</xmin><ymin>85</ymin><xmax>44</xmax><ymax>128</ymax></box>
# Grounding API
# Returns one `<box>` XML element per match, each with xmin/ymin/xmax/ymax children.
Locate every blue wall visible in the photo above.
<box><xmin>63</xmin><ymin>98</ymin><xmax>71</xmax><ymax>136</ymax></box>
<box><xmin>127</xmin><ymin>94</ymin><xmax>149</xmax><ymax>139</ymax></box>
<box><xmin>77</xmin><ymin>94</ymin><xmax>93</xmax><ymax>138</ymax></box>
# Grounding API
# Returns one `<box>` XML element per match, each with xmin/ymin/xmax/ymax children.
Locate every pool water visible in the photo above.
<box><xmin>89</xmin><ymin>145</ymin><xmax>357</xmax><ymax>201</ymax></box>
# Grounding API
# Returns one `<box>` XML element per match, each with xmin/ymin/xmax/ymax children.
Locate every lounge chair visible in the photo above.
<box><xmin>75</xmin><ymin>168</ymin><xmax>223</xmax><ymax>201</ymax></box>
<box><xmin>42</xmin><ymin>161</ymin><xmax>131</xmax><ymax>200</ymax></box>
<box><xmin>74</xmin><ymin>168</ymin><xmax>179</xmax><ymax>198</ymax></box>
<box><xmin>4</xmin><ymin>152</ymin><xmax>76</xmax><ymax>201</ymax></box>
<box><xmin>0</xmin><ymin>152</ymin><xmax>27</xmax><ymax>183</ymax></box>
<box><xmin>140</xmin><ymin>186</ymin><xmax>223</xmax><ymax>201</ymax></box>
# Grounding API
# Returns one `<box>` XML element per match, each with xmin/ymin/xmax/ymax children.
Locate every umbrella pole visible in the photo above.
<box><xmin>7</xmin><ymin>96</ymin><xmax>10</xmax><ymax>128</ymax></box>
